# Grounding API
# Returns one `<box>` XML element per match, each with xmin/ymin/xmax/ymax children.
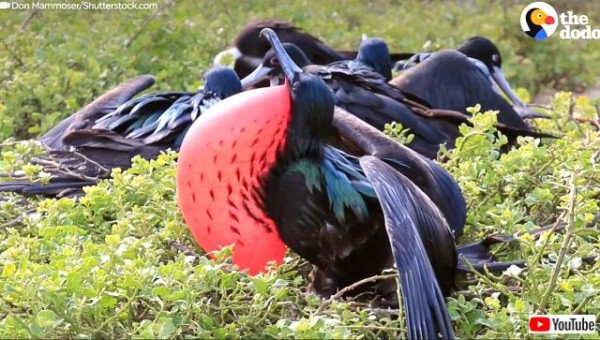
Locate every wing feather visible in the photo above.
<box><xmin>360</xmin><ymin>156</ymin><xmax>455</xmax><ymax>339</ymax></box>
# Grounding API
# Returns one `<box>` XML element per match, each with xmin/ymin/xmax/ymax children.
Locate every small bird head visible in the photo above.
<box><xmin>355</xmin><ymin>37</ymin><xmax>393</xmax><ymax>81</ymax></box>
<box><xmin>203</xmin><ymin>66</ymin><xmax>243</xmax><ymax>99</ymax></box>
<box><xmin>458</xmin><ymin>36</ymin><xmax>503</xmax><ymax>73</ymax></box>
<box><xmin>240</xmin><ymin>42</ymin><xmax>312</xmax><ymax>90</ymax></box>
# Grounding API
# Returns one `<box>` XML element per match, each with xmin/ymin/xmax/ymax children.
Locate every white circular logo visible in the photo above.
<box><xmin>520</xmin><ymin>2</ymin><xmax>558</xmax><ymax>40</ymax></box>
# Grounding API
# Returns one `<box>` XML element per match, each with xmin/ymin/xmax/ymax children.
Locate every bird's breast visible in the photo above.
<box><xmin>177</xmin><ymin>85</ymin><xmax>292</xmax><ymax>274</ymax></box>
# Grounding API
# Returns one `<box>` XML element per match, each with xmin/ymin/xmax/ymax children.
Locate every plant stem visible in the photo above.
<box><xmin>460</xmin><ymin>255</ymin><xmax>512</xmax><ymax>299</ymax></box>
<box><xmin>315</xmin><ymin>273</ymin><xmax>397</xmax><ymax>314</ymax></box>
<box><xmin>572</xmin><ymin>296</ymin><xmax>591</xmax><ymax>314</ymax></box>
<box><xmin>537</xmin><ymin>174</ymin><xmax>577</xmax><ymax>313</ymax></box>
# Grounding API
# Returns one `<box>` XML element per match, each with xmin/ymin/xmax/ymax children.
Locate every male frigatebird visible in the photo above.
<box><xmin>178</xmin><ymin>28</ymin><xmax>459</xmax><ymax>339</ymax></box>
<box><xmin>214</xmin><ymin>19</ymin><xmax>412</xmax><ymax>83</ymax></box>
<box><xmin>0</xmin><ymin>67</ymin><xmax>242</xmax><ymax>197</ymax></box>
<box><xmin>393</xmin><ymin>36</ymin><xmax>546</xmax><ymax>120</ymax></box>
<box><xmin>178</xmin><ymin>29</ymin><xmax>568</xmax><ymax>339</ymax></box>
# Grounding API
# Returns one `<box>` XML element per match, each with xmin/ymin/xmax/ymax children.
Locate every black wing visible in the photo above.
<box><xmin>307</xmin><ymin>64</ymin><xmax>471</xmax><ymax>159</ymax></box>
<box><xmin>330</xmin><ymin>107</ymin><xmax>467</xmax><ymax>239</ymax></box>
<box><xmin>0</xmin><ymin>129</ymin><xmax>166</xmax><ymax>198</ymax></box>
<box><xmin>360</xmin><ymin>156</ymin><xmax>455</xmax><ymax>339</ymax></box>
<box><xmin>41</xmin><ymin>75</ymin><xmax>156</xmax><ymax>151</ymax></box>
<box><xmin>391</xmin><ymin>50</ymin><xmax>530</xmax><ymax>130</ymax></box>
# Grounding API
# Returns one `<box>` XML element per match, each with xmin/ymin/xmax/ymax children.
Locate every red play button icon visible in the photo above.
<box><xmin>530</xmin><ymin>316</ymin><xmax>551</xmax><ymax>332</ymax></box>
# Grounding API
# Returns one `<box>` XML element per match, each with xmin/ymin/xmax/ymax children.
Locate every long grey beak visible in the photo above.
<box><xmin>240</xmin><ymin>64</ymin><xmax>273</xmax><ymax>89</ymax></box>
<box><xmin>491</xmin><ymin>66</ymin><xmax>526</xmax><ymax>108</ymax></box>
<box><xmin>491</xmin><ymin>66</ymin><xmax>549</xmax><ymax>119</ymax></box>
<box><xmin>260</xmin><ymin>28</ymin><xmax>303</xmax><ymax>83</ymax></box>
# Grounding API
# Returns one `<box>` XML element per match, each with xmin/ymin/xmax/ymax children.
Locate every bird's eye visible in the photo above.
<box><xmin>538</xmin><ymin>14</ymin><xmax>542</xmax><ymax>18</ymax></box>
<box><xmin>270</xmin><ymin>57</ymin><xmax>279</xmax><ymax>66</ymax></box>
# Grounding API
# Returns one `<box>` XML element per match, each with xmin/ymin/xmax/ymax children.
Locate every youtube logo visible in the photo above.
<box><xmin>529</xmin><ymin>315</ymin><xmax>596</xmax><ymax>334</ymax></box>
<box><xmin>529</xmin><ymin>316</ymin><xmax>551</xmax><ymax>332</ymax></box>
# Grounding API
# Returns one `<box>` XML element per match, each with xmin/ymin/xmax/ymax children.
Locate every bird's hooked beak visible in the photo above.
<box><xmin>491</xmin><ymin>66</ymin><xmax>548</xmax><ymax>119</ymax></box>
<box><xmin>490</xmin><ymin>66</ymin><xmax>527</xmax><ymax>108</ymax></box>
<box><xmin>260</xmin><ymin>28</ymin><xmax>303</xmax><ymax>86</ymax></box>
<box><xmin>240</xmin><ymin>64</ymin><xmax>279</xmax><ymax>89</ymax></box>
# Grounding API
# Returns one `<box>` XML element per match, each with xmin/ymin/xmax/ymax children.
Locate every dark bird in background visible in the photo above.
<box><xmin>0</xmin><ymin>67</ymin><xmax>242</xmax><ymax>197</ymax></box>
<box><xmin>239</xmin><ymin>40</ymin><xmax>473</xmax><ymax>161</ymax></box>
<box><xmin>239</xmin><ymin>38</ymin><xmax>550</xmax><ymax>161</ymax></box>
<box><xmin>334</xmin><ymin>37</ymin><xmax>394</xmax><ymax>81</ymax></box>
<box><xmin>391</xmin><ymin>49</ymin><xmax>556</xmax><ymax>147</ymax></box>
<box><xmin>394</xmin><ymin>36</ymin><xmax>548</xmax><ymax>120</ymax></box>
<box><xmin>213</xmin><ymin>19</ymin><xmax>412</xmax><ymax>84</ymax></box>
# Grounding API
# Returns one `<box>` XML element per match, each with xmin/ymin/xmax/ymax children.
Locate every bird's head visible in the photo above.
<box><xmin>240</xmin><ymin>42</ymin><xmax>312</xmax><ymax>90</ymax></box>
<box><xmin>458</xmin><ymin>36</ymin><xmax>503</xmax><ymax>73</ymax></box>
<box><xmin>260</xmin><ymin>28</ymin><xmax>335</xmax><ymax>151</ymax></box>
<box><xmin>203</xmin><ymin>66</ymin><xmax>243</xmax><ymax>99</ymax></box>
<box><xmin>355</xmin><ymin>37</ymin><xmax>393</xmax><ymax>81</ymax></box>
<box><xmin>459</xmin><ymin>36</ymin><xmax>528</xmax><ymax>108</ymax></box>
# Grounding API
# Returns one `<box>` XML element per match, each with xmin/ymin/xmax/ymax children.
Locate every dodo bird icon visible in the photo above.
<box><xmin>521</xmin><ymin>2</ymin><xmax>558</xmax><ymax>40</ymax></box>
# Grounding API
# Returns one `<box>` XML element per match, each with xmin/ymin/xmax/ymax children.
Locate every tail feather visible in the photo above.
<box><xmin>455</xmin><ymin>220</ymin><xmax>600</xmax><ymax>273</ymax></box>
<box><xmin>62</xmin><ymin>129</ymin><xmax>166</xmax><ymax>170</ymax></box>
<box><xmin>0</xmin><ymin>129</ymin><xmax>168</xmax><ymax>198</ymax></box>
<box><xmin>0</xmin><ymin>178</ymin><xmax>99</xmax><ymax>197</ymax></box>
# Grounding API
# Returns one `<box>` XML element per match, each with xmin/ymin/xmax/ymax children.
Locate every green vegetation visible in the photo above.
<box><xmin>1</xmin><ymin>1</ymin><xmax>599</xmax><ymax>338</ymax></box>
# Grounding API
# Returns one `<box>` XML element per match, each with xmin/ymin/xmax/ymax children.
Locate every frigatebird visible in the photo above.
<box><xmin>214</xmin><ymin>19</ymin><xmax>412</xmax><ymax>83</ymax></box>
<box><xmin>391</xmin><ymin>49</ymin><xmax>553</xmax><ymax>143</ymax></box>
<box><xmin>178</xmin><ymin>28</ymin><xmax>459</xmax><ymax>339</ymax></box>
<box><xmin>329</xmin><ymin>37</ymin><xmax>394</xmax><ymax>81</ymax></box>
<box><xmin>394</xmin><ymin>36</ymin><xmax>546</xmax><ymax>120</ymax></box>
<box><xmin>0</xmin><ymin>67</ymin><xmax>242</xmax><ymax>197</ymax></box>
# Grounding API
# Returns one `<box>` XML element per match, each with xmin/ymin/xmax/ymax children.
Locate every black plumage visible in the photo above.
<box><xmin>214</xmin><ymin>19</ymin><xmax>413</xmax><ymax>83</ymax></box>
<box><xmin>238</xmin><ymin>28</ymin><xmax>459</xmax><ymax>338</ymax></box>
<box><xmin>0</xmin><ymin>67</ymin><xmax>242</xmax><ymax>197</ymax></box>
<box><xmin>394</xmin><ymin>36</ymin><xmax>548</xmax><ymax>120</ymax></box>
<box><xmin>240</xmin><ymin>41</ymin><xmax>472</xmax><ymax>161</ymax></box>
<box><xmin>390</xmin><ymin>49</ymin><xmax>554</xmax><ymax>143</ymax></box>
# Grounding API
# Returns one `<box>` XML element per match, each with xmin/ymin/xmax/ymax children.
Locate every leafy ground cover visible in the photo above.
<box><xmin>0</xmin><ymin>1</ymin><xmax>599</xmax><ymax>338</ymax></box>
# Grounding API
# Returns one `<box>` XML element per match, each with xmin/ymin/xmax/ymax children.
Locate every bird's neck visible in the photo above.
<box><xmin>278</xmin><ymin>92</ymin><xmax>333</xmax><ymax>162</ymax></box>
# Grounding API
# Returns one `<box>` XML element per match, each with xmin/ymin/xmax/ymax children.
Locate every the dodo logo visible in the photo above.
<box><xmin>520</xmin><ymin>2</ymin><xmax>558</xmax><ymax>40</ymax></box>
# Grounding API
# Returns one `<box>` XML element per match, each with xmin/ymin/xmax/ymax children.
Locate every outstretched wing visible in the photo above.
<box><xmin>330</xmin><ymin>107</ymin><xmax>467</xmax><ymax>238</ymax></box>
<box><xmin>360</xmin><ymin>156</ymin><xmax>455</xmax><ymax>339</ymax></box>
<box><xmin>41</xmin><ymin>75</ymin><xmax>156</xmax><ymax>151</ymax></box>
